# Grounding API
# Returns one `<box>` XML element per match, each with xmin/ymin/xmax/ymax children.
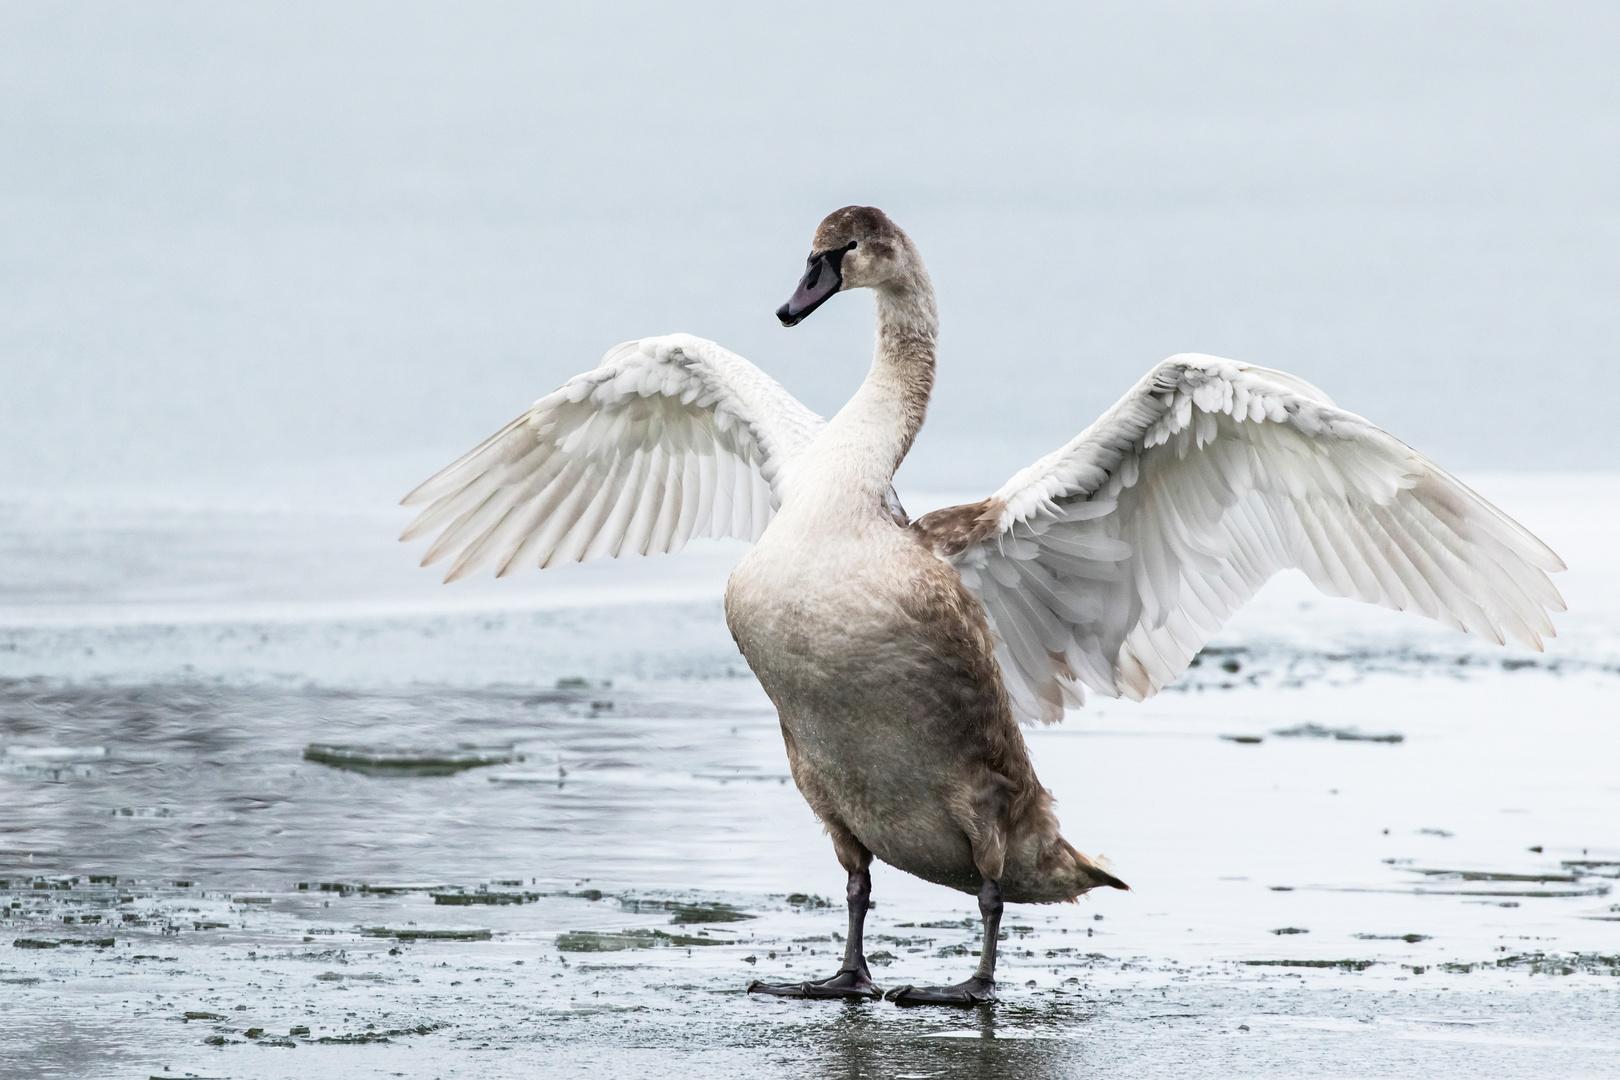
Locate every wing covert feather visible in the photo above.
<box><xmin>402</xmin><ymin>333</ymin><xmax>823</xmax><ymax>581</ymax></box>
<box><xmin>913</xmin><ymin>354</ymin><xmax>1565</xmax><ymax>724</ymax></box>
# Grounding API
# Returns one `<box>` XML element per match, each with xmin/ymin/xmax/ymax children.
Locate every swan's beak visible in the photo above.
<box><xmin>776</xmin><ymin>250</ymin><xmax>843</xmax><ymax>326</ymax></box>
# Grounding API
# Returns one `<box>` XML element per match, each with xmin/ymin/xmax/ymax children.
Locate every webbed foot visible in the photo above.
<box><xmin>884</xmin><ymin>975</ymin><xmax>995</xmax><ymax>1006</ymax></box>
<box><xmin>748</xmin><ymin>967</ymin><xmax>882</xmax><ymax>1000</ymax></box>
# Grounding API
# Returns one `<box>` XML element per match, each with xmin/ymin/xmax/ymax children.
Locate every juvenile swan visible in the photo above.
<box><xmin>403</xmin><ymin>207</ymin><xmax>1564</xmax><ymax>1005</ymax></box>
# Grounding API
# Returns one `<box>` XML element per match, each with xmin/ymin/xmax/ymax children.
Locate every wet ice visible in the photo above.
<box><xmin>1</xmin><ymin>478</ymin><xmax>1618</xmax><ymax>1078</ymax></box>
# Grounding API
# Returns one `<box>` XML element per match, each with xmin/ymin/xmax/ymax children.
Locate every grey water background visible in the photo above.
<box><xmin>4</xmin><ymin>5</ymin><xmax>1620</xmax><ymax>1078</ymax></box>
<box><xmin>3</xmin><ymin>0</ymin><xmax>1619</xmax><ymax>503</ymax></box>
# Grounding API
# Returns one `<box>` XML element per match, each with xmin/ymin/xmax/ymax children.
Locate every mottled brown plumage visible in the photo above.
<box><xmin>727</xmin><ymin>206</ymin><xmax>1124</xmax><ymax>1003</ymax></box>
<box><xmin>912</xmin><ymin>497</ymin><xmax>1005</xmax><ymax>557</ymax></box>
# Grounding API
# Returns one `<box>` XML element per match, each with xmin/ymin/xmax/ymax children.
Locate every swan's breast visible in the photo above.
<box><xmin>724</xmin><ymin>521</ymin><xmax>934</xmax><ymax>679</ymax></box>
<box><xmin>723</xmin><ymin>516</ymin><xmax>1005</xmax><ymax>750</ymax></box>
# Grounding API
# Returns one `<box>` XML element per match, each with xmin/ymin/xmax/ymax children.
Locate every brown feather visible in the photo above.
<box><xmin>911</xmin><ymin>498</ymin><xmax>1006</xmax><ymax>557</ymax></box>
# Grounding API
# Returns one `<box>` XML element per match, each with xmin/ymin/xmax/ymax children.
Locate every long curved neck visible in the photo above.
<box><xmin>869</xmin><ymin>273</ymin><xmax>939</xmax><ymax>465</ymax></box>
<box><xmin>792</xmin><ymin>265</ymin><xmax>938</xmax><ymax>519</ymax></box>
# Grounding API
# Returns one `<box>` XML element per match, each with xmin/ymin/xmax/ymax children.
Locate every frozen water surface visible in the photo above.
<box><xmin>1</xmin><ymin>476</ymin><xmax>1617</xmax><ymax>1079</ymax></box>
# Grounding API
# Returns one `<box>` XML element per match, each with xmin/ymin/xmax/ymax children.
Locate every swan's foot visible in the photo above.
<box><xmin>885</xmin><ymin>975</ymin><xmax>995</xmax><ymax>1007</ymax></box>
<box><xmin>748</xmin><ymin>967</ymin><xmax>882</xmax><ymax>1000</ymax></box>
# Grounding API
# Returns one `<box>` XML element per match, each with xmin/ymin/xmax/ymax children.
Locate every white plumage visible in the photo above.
<box><xmin>946</xmin><ymin>355</ymin><xmax>1565</xmax><ymax>723</ymax></box>
<box><xmin>407</xmin><ymin>320</ymin><xmax>1562</xmax><ymax>729</ymax></box>
<box><xmin>401</xmin><ymin>333</ymin><xmax>822</xmax><ymax>582</ymax></box>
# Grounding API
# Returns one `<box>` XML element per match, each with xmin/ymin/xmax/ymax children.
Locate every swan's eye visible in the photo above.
<box><xmin>844</xmin><ymin>240</ymin><xmax>858</xmax><ymax>252</ymax></box>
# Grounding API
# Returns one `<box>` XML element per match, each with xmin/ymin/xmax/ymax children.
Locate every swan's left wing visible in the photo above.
<box><xmin>913</xmin><ymin>354</ymin><xmax>1566</xmax><ymax>724</ymax></box>
<box><xmin>401</xmin><ymin>333</ymin><xmax>824</xmax><ymax>581</ymax></box>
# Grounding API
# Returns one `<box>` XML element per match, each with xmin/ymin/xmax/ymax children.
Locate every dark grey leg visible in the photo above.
<box><xmin>840</xmin><ymin>866</ymin><xmax>875</xmax><ymax>973</ymax></box>
<box><xmin>973</xmin><ymin>876</ymin><xmax>1004</xmax><ymax>983</ymax></box>
<box><xmin>747</xmin><ymin>868</ymin><xmax>882</xmax><ymax>1000</ymax></box>
<box><xmin>885</xmin><ymin>878</ymin><xmax>1001</xmax><ymax>1006</ymax></box>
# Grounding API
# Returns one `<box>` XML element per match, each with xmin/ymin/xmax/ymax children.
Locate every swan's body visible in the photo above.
<box><xmin>404</xmin><ymin>206</ymin><xmax>1564</xmax><ymax>1004</ymax></box>
<box><xmin>728</xmin><ymin>480</ymin><xmax>1093</xmax><ymax>905</ymax></box>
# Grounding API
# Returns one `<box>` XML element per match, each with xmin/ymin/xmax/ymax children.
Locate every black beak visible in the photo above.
<box><xmin>776</xmin><ymin>246</ymin><xmax>850</xmax><ymax>326</ymax></box>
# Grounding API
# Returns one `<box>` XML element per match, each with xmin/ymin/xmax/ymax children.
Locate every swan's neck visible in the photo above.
<box><xmin>868</xmin><ymin>278</ymin><xmax>939</xmax><ymax>465</ymax></box>
<box><xmin>793</xmin><ymin>266</ymin><xmax>938</xmax><ymax>519</ymax></box>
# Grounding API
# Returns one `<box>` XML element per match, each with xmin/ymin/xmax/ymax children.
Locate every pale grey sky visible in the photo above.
<box><xmin>2</xmin><ymin>1</ymin><xmax>1616</xmax><ymax>500</ymax></box>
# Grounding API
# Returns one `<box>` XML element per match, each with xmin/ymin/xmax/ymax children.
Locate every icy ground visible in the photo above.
<box><xmin>0</xmin><ymin>475</ymin><xmax>1616</xmax><ymax>1079</ymax></box>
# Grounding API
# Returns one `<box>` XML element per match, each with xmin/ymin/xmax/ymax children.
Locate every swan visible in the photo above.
<box><xmin>402</xmin><ymin>206</ymin><xmax>1565</xmax><ymax>1006</ymax></box>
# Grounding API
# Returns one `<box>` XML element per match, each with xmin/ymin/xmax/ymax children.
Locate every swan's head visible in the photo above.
<box><xmin>777</xmin><ymin>206</ymin><xmax>915</xmax><ymax>327</ymax></box>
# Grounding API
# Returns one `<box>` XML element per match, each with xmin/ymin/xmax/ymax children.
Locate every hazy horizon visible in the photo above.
<box><xmin>3</xmin><ymin>2</ymin><xmax>1617</xmax><ymax>504</ymax></box>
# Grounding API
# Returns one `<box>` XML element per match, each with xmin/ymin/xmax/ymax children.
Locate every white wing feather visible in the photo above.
<box><xmin>402</xmin><ymin>333</ymin><xmax>823</xmax><ymax>581</ymax></box>
<box><xmin>922</xmin><ymin>354</ymin><xmax>1566</xmax><ymax>724</ymax></box>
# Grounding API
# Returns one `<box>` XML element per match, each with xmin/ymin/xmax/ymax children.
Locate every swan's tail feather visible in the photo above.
<box><xmin>1004</xmin><ymin>833</ymin><xmax>1128</xmax><ymax>903</ymax></box>
<box><xmin>1060</xmin><ymin>838</ymin><xmax>1130</xmax><ymax>894</ymax></box>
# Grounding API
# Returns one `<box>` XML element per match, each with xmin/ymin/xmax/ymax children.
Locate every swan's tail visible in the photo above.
<box><xmin>1054</xmin><ymin>837</ymin><xmax>1129</xmax><ymax>894</ymax></box>
<box><xmin>1004</xmin><ymin>833</ymin><xmax>1129</xmax><ymax>903</ymax></box>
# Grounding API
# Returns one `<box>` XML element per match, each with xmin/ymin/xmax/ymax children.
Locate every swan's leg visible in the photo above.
<box><xmin>884</xmin><ymin>877</ymin><xmax>1001</xmax><ymax>1006</ymax></box>
<box><xmin>747</xmin><ymin>832</ymin><xmax>882</xmax><ymax>1000</ymax></box>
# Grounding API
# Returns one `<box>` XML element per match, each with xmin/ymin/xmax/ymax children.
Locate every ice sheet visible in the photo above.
<box><xmin>1</xmin><ymin>474</ymin><xmax>1616</xmax><ymax>1077</ymax></box>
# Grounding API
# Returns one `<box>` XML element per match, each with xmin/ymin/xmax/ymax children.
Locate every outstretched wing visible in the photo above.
<box><xmin>402</xmin><ymin>333</ymin><xmax>824</xmax><ymax>581</ymax></box>
<box><xmin>913</xmin><ymin>354</ymin><xmax>1566</xmax><ymax>724</ymax></box>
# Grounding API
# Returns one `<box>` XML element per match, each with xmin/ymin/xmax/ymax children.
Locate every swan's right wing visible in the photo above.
<box><xmin>401</xmin><ymin>333</ymin><xmax>824</xmax><ymax>581</ymax></box>
<box><xmin>914</xmin><ymin>354</ymin><xmax>1565</xmax><ymax>723</ymax></box>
